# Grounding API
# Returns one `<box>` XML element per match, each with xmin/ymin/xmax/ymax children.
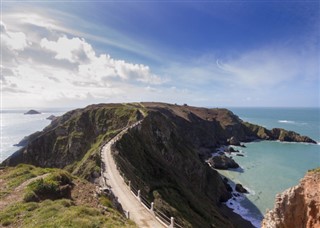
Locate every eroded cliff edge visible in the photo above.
<box><xmin>1</xmin><ymin>102</ymin><xmax>316</xmax><ymax>227</ymax></box>
<box><xmin>262</xmin><ymin>168</ymin><xmax>320</xmax><ymax>228</ymax></box>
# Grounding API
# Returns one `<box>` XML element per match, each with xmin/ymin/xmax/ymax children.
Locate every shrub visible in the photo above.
<box><xmin>24</xmin><ymin>171</ymin><xmax>73</xmax><ymax>202</ymax></box>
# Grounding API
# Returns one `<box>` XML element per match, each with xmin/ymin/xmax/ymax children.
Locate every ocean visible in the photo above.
<box><xmin>1</xmin><ymin>107</ymin><xmax>319</xmax><ymax>228</ymax></box>
<box><xmin>0</xmin><ymin>109</ymin><xmax>67</xmax><ymax>163</ymax></box>
<box><xmin>221</xmin><ymin>107</ymin><xmax>320</xmax><ymax>227</ymax></box>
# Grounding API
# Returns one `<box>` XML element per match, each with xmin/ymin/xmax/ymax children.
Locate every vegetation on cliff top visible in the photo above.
<box><xmin>0</xmin><ymin>164</ymin><xmax>136</xmax><ymax>228</ymax></box>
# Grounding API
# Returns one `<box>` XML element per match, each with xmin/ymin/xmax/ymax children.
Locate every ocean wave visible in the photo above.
<box><xmin>225</xmin><ymin>196</ymin><xmax>262</xmax><ymax>228</ymax></box>
<box><xmin>224</xmin><ymin>180</ymin><xmax>262</xmax><ymax>228</ymax></box>
<box><xmin>276</xmin><ymin>140</ymin><xmax>319</xmax><ymax>146</ymax></box>
<box><xmin>278</xmin><ymin>120</ymin><xmax>295</xmax><ymax>124</ymax></box>
<box><xmin>278</xmin><ymin>120</ymin><xmax>307</xmax><ymax>125</ymax></box>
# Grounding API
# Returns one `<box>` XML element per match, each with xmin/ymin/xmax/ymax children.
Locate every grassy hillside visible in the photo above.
<box><xmin>2</xmin><ymin>103</ymin><xmax>146</xmax><ymax>181</ymax></box>
<box><xmin>0</xmin><ymin>164</ymin><xmax>136</xmax><ymax>228</ymax></box>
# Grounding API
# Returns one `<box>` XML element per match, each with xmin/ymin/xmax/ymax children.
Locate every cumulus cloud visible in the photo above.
<box><xmin>1</xmin><ymin>17</ymin><xmax>166</xmax><ymax>108</ymax></box>
<box><xmin>40</xmin><ymin>36</ymin><xmax>95</xmax><ymax>63</ymax></box>
<box><xmin>40</xmin><ymin>35</ymin><xmax>165</xmax><ymax>84</ymax></box>
<box><xmin>1</xmin><ymin>21</ymin><xmax>28</xmax><ymax>51</ymax></box>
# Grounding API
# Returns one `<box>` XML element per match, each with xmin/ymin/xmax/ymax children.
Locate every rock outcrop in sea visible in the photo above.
<box><xmin>24</xmin><ymin>109</ymin><xmax>41</xmax><ymax>115</ymax></box>
<box><xmin>262</xmin><ymin>168</ymin><xmax>320</xmax><ymax>228</ymax></box>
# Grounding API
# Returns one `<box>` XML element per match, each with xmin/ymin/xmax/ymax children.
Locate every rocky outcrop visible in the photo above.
<box><xmin>243</xmin><ymin>122</ymin><xmax>316</xmax><ymax>144</ymax></box>
<box><xmin>235</xmin><ymin>184</ymin><xmax>248</xmax><ymax>194</ymax></box>
<box><xmin>228</xmin><ymin>136</ymin><xmax>241</xmax><ymax>146</ymax></box>
<box><xmin>46</xmin><ymin>115</ymin><xmax>57</xmax><ymax>121</ymax></box>
<box><xmin>24</xmin><ymin>109</ymin><xmax>41</xmax><ymax>115</ymax></box>
<box><xmin>13</xmin><ymin>131</ymin><xmax>41</xmax><ymax>147</ymax></box>
<box><xmin>270</xmin><ymin>128</ymin><xmax>316</xmax><ymax>143</ymax></box>
<box><xmin>207</xmin><ymin>155</ymin><xmax>240</xmax><ymax>169</ymax></box>
<box><xmin>262</xmin><ymin>168</ymin><xmax>320</xmax><ymax>228</ymax></box>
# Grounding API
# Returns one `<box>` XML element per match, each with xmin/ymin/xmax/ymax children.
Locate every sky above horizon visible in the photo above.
<box><xmin>1</xmin><ymin>1</ymin><xmax>319</xmax><ymax>108</ymax></box>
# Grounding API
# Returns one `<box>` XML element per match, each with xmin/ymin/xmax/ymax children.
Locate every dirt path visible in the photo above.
<box><xmin>101</xmin><ymin>123</ymin><xmax>165</xmax><ymax>228</ymax></box>
<box><xmin>0</xmin><ymin>173</ymin><xmax>49</xmax><ymax>210</ymax></box>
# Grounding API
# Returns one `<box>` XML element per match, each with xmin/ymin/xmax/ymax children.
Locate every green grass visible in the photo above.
<box><xmin>0</xmin><ymin>164</ymin><xmax>136</xmax><ymax>227</ymax></box>
<box><xmin>99</xmin><ymin>195</ymin><xmax>114</xmax><ymax>208</ymax></box>
<box><xmin>308</xmin><ymin>167</ymin><xmax>320</xmax><ymax>173</ymax></box>
<box><xmin>0</xmin><ymin>164</ymin><xmax>53</xmax><ymax>199</ymax></box>
<box><xmin>68</xmin><ymin>105</ymin><xmax>142</xmax><ymax>180</ymax></box>
<box><xmin>0</xmin><ymin>199</ymin><xmax>136</xmax><ymax>227</ymax></box>
<box><xmin>24</xmin><ymin>170</ymin><xmax>73</xmax><ymax>202</ymax></box>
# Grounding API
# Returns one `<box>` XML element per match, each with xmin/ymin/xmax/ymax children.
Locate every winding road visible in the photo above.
<box><xmin>100</xmin><ymin>122</ymin><xmax>165</xmax><ymax>228</ymax></box>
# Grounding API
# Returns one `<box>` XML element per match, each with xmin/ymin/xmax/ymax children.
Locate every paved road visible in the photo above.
<box><xmin>101</xmin><ymin>124</ymin><xmax>165</xmax><ymax>228</ymax></box>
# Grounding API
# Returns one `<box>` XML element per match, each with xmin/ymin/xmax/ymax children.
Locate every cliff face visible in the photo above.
<box><xmin>262</xmin><ymin>168</ymin><xmax>320</xmax><ymax>228</ymax></box>
<box><xmin>114</xmin><ymin>109</ymin><xmax>233</xmax><ymax>227</ymax></box>
<box><xmin>2</xmin><ymin>103</ymin><xmax>144</xmax><ymax>180</ymax></box>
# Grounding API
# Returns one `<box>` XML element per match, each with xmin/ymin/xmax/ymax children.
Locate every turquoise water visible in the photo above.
<box><xmin>218</xmin><ymin>107</ymin><xmax>320</xmax><ymax>227</ymax></box>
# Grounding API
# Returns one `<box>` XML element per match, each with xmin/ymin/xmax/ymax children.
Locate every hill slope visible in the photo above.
<box><xmin>0</xmin><ymin>164</ymin><xmax>136</xmax><ymax>228</ymax></box>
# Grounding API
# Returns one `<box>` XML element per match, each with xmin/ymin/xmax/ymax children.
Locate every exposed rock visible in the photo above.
<box><xmin>207</xmin><ymin>155</ymin><xmax>240</xmax><ymax>170</ymax></box>
<box><xmin>47</xmin><ymin>115</ymin><xmax>57</xmax><ymax>121</ymax></box>
<box><xmin>236</xmin><ymin>153</ymin><xmax>244</xmax><ymax>157</ymax></box>
<box><xmin>13</xmin><ymin>136</ymin><xmax>30</xmax><ymax>147</ymax></box>
<box><xmin>271</xmin><ymin>128</ymin><xmax>317</xmax><ymax>144</ymax></box>
<box><xmin>262</xmin><ymin>168</ymin><xmax>320</xmax><ymax>228</ymax></box>
<box><xmin>24</xmin><ymin>109</ymin><xmax>41</xmax><ymax>115</ymax></box>
<box><xmin>235</xmin><ymin>184</ymin><xmax>248</xmax><ymax>193</ymax></box>
<box><xmin>13</xmin><ymin>131</ymin><xmax>41</xmax><ymax>147</ymax></box>
<box><xmin>226</xmin><ymin>146</ymin><xmax>239</xmax><ymax>153</ymax></box>
<box><xmin>244</xmin><ymin>122</ymin><xmax>316</xmax><ymax>144</ymax></box>
<box><xmin>228</xmin><ymin>136</ymin><xmax>241</xmax><ymax>146</ymax></box>
<box><xmin>223</xmin><ymin>178</ymin><xmax>233</xmax><ymax>192</ymax></box>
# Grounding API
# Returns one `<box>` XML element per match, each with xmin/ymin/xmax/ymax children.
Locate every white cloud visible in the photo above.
<box><xmin>218</xmin><ymin>48</ymin><xmax>319</xmax><ymax>88</ymax></box>
<box><xmin>1</xmin><ymin>21</ymin><xmax>28</xmax><ymax>51</ymax></box>
<box><xmin>40</xmin><ymin>35</ymin><xmax>165</xmax><ymax>84</ymax></box>
<box><xmin>1</xmin><ymin>17</ymin><xmax>166</xmax><ymax>108</ymax></box>
<box><xmin>40</xmin><ymin>36</ymin><xmax>95</xmax><ymax>63</ymax></box>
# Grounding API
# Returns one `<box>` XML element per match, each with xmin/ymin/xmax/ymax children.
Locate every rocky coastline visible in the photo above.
<box><xmin>262</xmin><ymin>168</ymin><xmax>320</xmax><ymax>228</ymax></box>
<box><xmin>1</xmin><ymin>102</ymin><xmax>317</xmax><ymax>228</ymax></box>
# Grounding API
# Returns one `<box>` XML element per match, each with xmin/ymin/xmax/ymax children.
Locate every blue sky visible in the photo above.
<box><xmin>1</xmin><ymin>1</ymin><xmax>319</xmax><ymax>108</ymax></box>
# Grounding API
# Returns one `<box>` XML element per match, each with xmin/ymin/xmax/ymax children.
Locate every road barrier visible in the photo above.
<box><xmin>101</xmin><ymin>121</ymin><xmax>184</xmax><ymax>228</ymax></box>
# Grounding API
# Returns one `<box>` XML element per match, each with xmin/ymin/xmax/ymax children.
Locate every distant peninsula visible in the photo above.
<box><xmin>24</xmin><ymin>109</ymin><xmax>41</xmax><ymax>115</ymax></box>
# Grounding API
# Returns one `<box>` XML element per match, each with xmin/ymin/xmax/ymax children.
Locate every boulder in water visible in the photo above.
<box><xmin>235</xmin><ymin>184</ymin><xmax>248</xmax><ymax>193</ymax></box>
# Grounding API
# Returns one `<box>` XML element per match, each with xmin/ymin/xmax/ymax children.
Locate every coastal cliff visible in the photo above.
<box><xmin>1</xmin><ymin>102</ymin><xmax>316</xmax><ymax>227</ymax></box>
<box><xmin>262</xmin><ymin>168</ymin><xmax>320</xmax><ymax>228</ymax></box>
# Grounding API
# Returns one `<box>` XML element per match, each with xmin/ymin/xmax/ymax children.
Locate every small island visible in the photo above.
<box><xmin>24</xmin><ymin>110</ymin><xmax>41</xmax><ymax>115</ymax></box>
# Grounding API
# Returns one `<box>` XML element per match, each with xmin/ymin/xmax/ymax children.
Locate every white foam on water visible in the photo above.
<box><xmin>225</xmin><ymin>196</ymin><xmax>262</xmax><ymax>228</ymax></box>
<box><xmin>278</xmin><ymin>120</ymin><xmax>295</xmax><ymax>124</ymax></box>
<box><xmin>278</xmin><ymin>120</ymin><xmax>307</xmax><ymax>125</ymax></box>
<box><xmin>224</xmin><ymin>180</ymin><xmax>262</xmax><ymax>228</ymax></box>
